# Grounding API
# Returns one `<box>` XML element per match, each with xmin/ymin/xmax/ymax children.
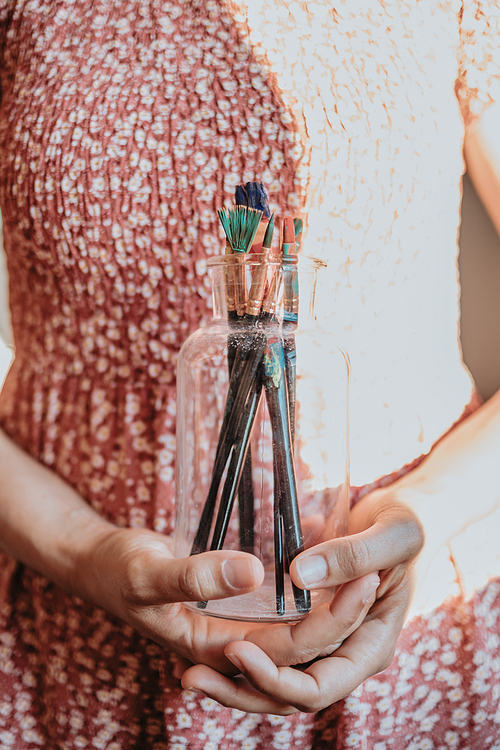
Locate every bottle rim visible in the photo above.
<box><xmin>206</xmin><ymin>253</ymin><xmax>327</xmax><ymax>270</ymax></box>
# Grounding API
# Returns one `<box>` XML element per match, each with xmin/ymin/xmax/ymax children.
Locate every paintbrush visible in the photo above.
<box><xmin>235</xmin><ymin>182</ymin><xmax>271</xmax><ymax>253</ymax></box>
<box><xmin>190</xmin><ymin>206</ymin><xmax>263</xmax><ymax>557</ymax></box>
<box><xmin>282</xmin><ymin>216</ymin><xmax>299</xmax><ymax>446</ymax></box>
<box><xmin>261</xmin><ymin>326</ymin><xmax>311</xmax><ymax>615</ymax></box>
<box><xmin>240</xmin><ymin>218</ymin><xmax>308</xmax><ymax>615</ymax></box>
<box><xmin>198</xmin><ymin>217</ymin><xmax>276</xmax><ymax>555</ymax></box>
<box><xmin>233</xmin><ymin>182</ymin><xmax>273</xmax><ymax>552</ymax></box>
<box><xmin>218</xmin><ymin>205</ymin><xmax>263</xmax><ymax>316</ymax></box>
<box><xmin>193</xmin><ymin>216</ymin><xmax>276</xmax><ymax>608</ymax></box>
<box><xmin>258</xmin><ymin>218</ymin><xmax>310</xmax><ymax>615</ymax></box>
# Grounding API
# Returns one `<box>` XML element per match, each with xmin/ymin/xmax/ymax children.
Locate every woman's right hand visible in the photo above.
<box><xmin>80</xmin><ymin>525</ymin><xmax>268</xmax><ymax>674</ymax></box>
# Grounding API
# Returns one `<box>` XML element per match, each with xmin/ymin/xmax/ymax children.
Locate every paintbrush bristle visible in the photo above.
<box><xmin>235</xmin><ymin>182</ymin><xmax>271</xmax><ymax>219</ymax></box>
<box><xmin>262</xmin><ymin>213</ymin><xmax>275</xmax><ymax>249</ymax></box>
<box><xmin>217</xmin><ymin>206</ymin><xmax>263</xmax><ymax>253</ymax></box>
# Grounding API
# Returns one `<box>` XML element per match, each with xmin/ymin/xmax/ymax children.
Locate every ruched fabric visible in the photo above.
<box><xmin>0</xmin><ymin>1</ymin><xmax>500</xmax><ymax>747</ymax></box>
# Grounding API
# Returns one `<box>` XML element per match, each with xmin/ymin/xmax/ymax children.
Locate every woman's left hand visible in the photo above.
<box><xmin>180</xmin><ymin>488</ymin><xmax>424</xmax><ymax>714</ymax></box>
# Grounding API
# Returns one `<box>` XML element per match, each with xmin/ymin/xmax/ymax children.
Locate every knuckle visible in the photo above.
<box><xmin>338</xmin><ymin>608</ymin><xmax>362</xmax><ymax>636</ymax></box>
<box><xmin>406</xmin><ymin>517</ymin><xmax>425</xmax><ymax>558</ymax></box>
<box><xmin>178</xmin><ymin>560</ymin><xmax>215</xmax><ymax>601</ymax></box>
<box><xmin>326</xmin><ymin>600</ymin><xmax>361</xmax><ymax>640</ymax></box>
<box><xmin>121</xmin><ymin>552</ymin><xmax>149</xmax><ymax>606</ymax></box>
<box><xmin>392</xmin><ymin>514</ymin><xmax>425</xmax><ymax>563</ymax></box>
<box><xmin>336</xmin><ymin>536</ymin><xmax>371</xmax><ymax>579</ymax></box>
<box><xmin>290</xmin><ymin>683</ymin><xmax>327</xmax><ymax>713</ymax></box>
<box><xmin>297</xmin><ymin>695</ymin><xmax>326</xmax><ymax>713</ymax></box>
<box><xmin>380</xmin><ymin>502</ymin><xmax>425</xmax><ymax>561</ymax></box>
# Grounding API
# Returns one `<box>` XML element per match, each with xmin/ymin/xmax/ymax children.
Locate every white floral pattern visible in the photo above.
<box><xmin>0</xmin><ymin>0</ymin><xmax>499</xmax><ymax>748</ymax></box>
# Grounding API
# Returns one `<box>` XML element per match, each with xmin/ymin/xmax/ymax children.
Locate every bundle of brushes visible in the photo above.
<box><xmin>190</xmin><ymin>181</ymin><xmax>309</xmax><ymax>617</ymax></box>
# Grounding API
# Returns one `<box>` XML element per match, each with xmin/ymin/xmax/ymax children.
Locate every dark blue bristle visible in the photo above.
<box><xmin>235</xmin><ymin>182</ymin><xmax>271</xmax><ymax>219</ymax></box>
<box><xmin>235</xmin><ymin>185</ymin><xmax>248</xmax><ymax>207</ymax></box>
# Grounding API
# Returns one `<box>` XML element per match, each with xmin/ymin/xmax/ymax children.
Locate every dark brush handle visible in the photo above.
<box><xmin>262</xmin><ymin>335</ymin><xmax>311</xmax><ymax>615</ymax></box>
<box><xmin>190</xmin><ymin>327</ymin><xmax>266</xmax><ymax>556</ymax></box>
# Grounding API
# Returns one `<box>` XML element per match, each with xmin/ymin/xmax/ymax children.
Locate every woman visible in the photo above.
<box><xmin>0</xmin><ymin>0</ymin><xmax>499</xmax><ymax>747</ymax></box>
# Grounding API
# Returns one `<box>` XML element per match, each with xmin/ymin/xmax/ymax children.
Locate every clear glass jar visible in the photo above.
<box><xmin>175</xmin><ymin>253</ymin><xmax>349</xmax><ymax>622</ymax></box>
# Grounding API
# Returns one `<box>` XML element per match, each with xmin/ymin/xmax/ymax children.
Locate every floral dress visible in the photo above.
<box><xmin>0</xmin><ymin>0</ymin><xmax>499</xmax><ymax>748</ymax></box>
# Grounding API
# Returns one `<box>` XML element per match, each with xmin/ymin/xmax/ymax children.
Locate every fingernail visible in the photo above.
<box><xmin>362</xmin><ymin>577</ymin><xmax>380</xmax><ymax>605</ymax></box>
<box><xmin>295</xmin><ymin>555</ymin><xmax>328</xmax><ymax>587</ymax></box>
<box><xmin>226</xmin><ymin>651</ymin><xmax>243</xmax><ymax>672</ymax></box>
<box><xmin>222</xmin><ymin>558</ymin><xmax>256</xmax><ymax>589</ymax></box>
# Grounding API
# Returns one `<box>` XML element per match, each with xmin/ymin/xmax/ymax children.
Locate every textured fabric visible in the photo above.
<box><xmin>0</xmin><ymin>0</ymin><xmax>499</xmax><ymax>748</ymax></box>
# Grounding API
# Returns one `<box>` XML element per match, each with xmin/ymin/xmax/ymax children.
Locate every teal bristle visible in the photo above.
<box><xmin>217</xmin><ymin>206</ymin><xmax>263</xmax><ymax>253</ymax></box>
<box><xmin>262</xmin><ymin>213</ymin><xmax>275</xmax><ymax>249</ymax></box>
<box><xmin>293</xmin><ymin>218</ymin><xmax>303</xmax><ymax>237</ymax></box>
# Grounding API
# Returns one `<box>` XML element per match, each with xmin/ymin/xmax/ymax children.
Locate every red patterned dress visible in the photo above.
<box><xmin>0</xmin><ymin>1</ymin><xmax>500</xmax><ymax>748</ymax></box>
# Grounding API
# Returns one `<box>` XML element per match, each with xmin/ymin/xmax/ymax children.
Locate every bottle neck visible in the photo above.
<box><xmin>208</xmin><ymin>253</ymin><xmax>322</xmax><ymax>326</ymax></box>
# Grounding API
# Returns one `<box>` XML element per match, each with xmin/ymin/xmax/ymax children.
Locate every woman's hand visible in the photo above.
<box><xmin>179</xmin><ymin>489</ymin><xmax>424</xmax><ymax>713</ymax></box>
<box><xmin>77</xmin><ymin>523</ymin><xmax>381</xmax><ymax>678</ymax></box>
<box><xmin>0</xmin><ymin>427</ymin><xmax>418</xmax><ymax>700</ymax></box>
<box><xmin>180</xmin><ymin>390</ymin><xmax>500</xmax><ymax>712</ymax></box>
<box><xmin>79</xmin><ymin>526</ymin><xmax>268</xmax><ymax>673</ymax></box>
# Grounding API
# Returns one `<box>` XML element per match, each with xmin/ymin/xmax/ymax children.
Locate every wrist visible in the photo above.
<box><xmin>55</xmin><ymin>508</ymin><xmax>118</xmax><ymax>603</ymax></box>
<box><xmin>0</xmin><ymin>428</ymin><xmax>117</xmax><ymax>601</ymax></box>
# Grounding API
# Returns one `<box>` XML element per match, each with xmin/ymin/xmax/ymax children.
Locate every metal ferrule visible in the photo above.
<box><xmin>246</xmin><ymin>251</ymin><xmax>270</xmax><ymax>317</ymax></box>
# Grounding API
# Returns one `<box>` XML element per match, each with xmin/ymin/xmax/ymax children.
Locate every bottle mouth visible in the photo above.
<box><xmin>206</xmin><ymin>253</ymin><xmax>327</xmax><ymax>270</ymax></box>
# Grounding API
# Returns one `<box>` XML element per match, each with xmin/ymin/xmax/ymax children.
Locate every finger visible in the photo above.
<box><xmin>246</xmin><ymin>573</ymin><xmax>379</xmax><ymax>666</ymax></box>
<box><xmin>190</xmin><ymin>642</ymin><xmax>327</xmax><ymax>713</ymax></box>
<box><xmin>123</xmin><ymin>547</ymin><xmax>265</xmax><ymax>606</ymax></box>
<box><xmin>224</xmin><ymin>580</ymin><xmax>409</xmax><ymax>712</ymax></box>
<box><xmin>181</xmin><ymin>665</ymin><xmax>298</xmax><ymax>715</ymax></box>
<box><xmin>171</xmin><ymin>654</ymin><xmax>193</xmax><ymax>680</ymax></box>
<box><xmin>182</xmin><ymin>582</ymin><xmax>406</xmax><ymax>713</ymax></box>
<box><xmin>290</xmin><ymin>504</ymin><xmax>423</xmax><ymax>589</ymax></box>
<box><xmin>126</xmin><ymin>597</ymin><xmax>260</xmax><ymax>674</ymax></box>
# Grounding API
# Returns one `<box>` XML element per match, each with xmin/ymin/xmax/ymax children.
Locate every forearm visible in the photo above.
<box><xmin>0</xmin><ymin>427</ymin><xmax>115</xmax><ymax>596</ymax></box>
<box><xmin>391</xmin><ymin>388</ymin><xmax>500</xmax><ymax>543</ymax></box>
<box><xmin>464</xmin><ymin>124</ymin><xmax>500</xmax><ymax>239</ymax></box>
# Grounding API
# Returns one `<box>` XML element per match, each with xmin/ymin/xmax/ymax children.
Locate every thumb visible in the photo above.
<box><xmin>128</xmin><ymin>548</ymin><xmax>265</xmax><ymax>605</ymax></box>
<box><xmin>290</xmin><ymin>502</ymin><xmax>423</xmax><ymax>589</ymax></box>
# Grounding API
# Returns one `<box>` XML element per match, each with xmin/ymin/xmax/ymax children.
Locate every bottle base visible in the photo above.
<box><xmin>182</xmin><ymin>571</ymin><xmax>334</xmax><ymax>622</ymax></box>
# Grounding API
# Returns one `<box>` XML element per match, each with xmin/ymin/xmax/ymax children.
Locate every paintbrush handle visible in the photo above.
<box><xmin>196</xmin><ymin>378</ymin><xmax>263</xmax><ymax>609</ymax></box>
<box><xmin>190</xmin><ymin>323</ymin><xmax>240</xmax><ymax>556</ymax></box>
<box><xmin>190</xmin><ymin>327</ymin><xmax>266</xmax><ymax>556</ymax></box>
<box><xmin>210</xmin><ymin>377</ymin><xmax>263</xmax><ymax>552</ymax></box>
<box><xmin>238</xmin><ymin>446</ymin><xmax>255</xmax><ymax>554</ymax></box>
<box><xmin>262</xmin><ymin>335</ymin><xmax>311</xmax><ymax>615</ymax></box>
<box><xmin>283</xmin><ymin>324</ymin><xmax>297</xmax><ymax>448</ymax></box>
<box><xmin>273</xmin><ymin>454</ymin><xmax>286</xmax><ymax>617</ymax></box>
<box><xmin>227</xmin><ymin>327</ymin><xmax>255</xmax><ymax>555</ymax></box>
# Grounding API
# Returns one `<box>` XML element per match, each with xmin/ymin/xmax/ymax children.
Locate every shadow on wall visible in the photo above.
<box><xmin>459</xmin><ymin>173</ymin><xmax>500</xmax><ymax>401</ymax></box>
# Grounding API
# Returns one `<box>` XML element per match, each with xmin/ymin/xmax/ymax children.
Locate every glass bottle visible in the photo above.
<box><xmin>175</xmin><ymin>252</ymin><xmax>349</xmax><ymax>622</ymax></box>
